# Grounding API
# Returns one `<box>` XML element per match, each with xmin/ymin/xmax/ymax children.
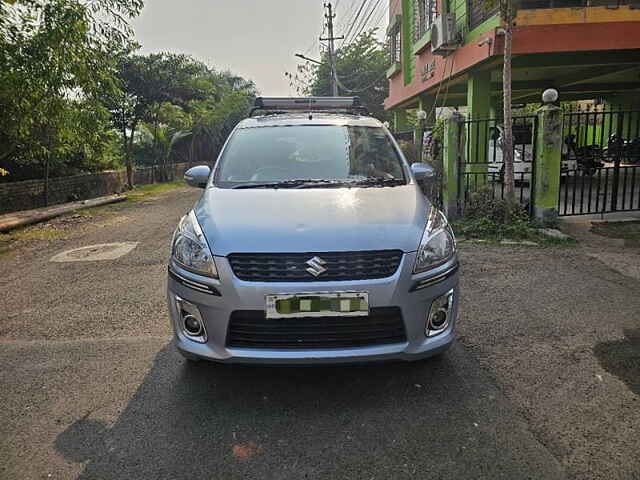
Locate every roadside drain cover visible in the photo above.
<box><xmin>50</xmin><ymin>242</ymin><xmax>139</xmax><ymax>262</ymax></box>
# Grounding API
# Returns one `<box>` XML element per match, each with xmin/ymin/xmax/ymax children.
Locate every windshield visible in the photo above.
<box><xmin>214</xmin><ymin>125</ymin><xmax>406</xmax><ymax>187</ymax></box>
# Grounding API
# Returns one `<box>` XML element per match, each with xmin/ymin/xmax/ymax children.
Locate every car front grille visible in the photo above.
<box><xmin>226</xmin><ymin>307</ymin><xmax>407</xmax><ymax>350</ymax></box>
<box><xmin>227</xmin><ymin>250</ymin><xmax>403</xmax><ymax>282</ymax></box>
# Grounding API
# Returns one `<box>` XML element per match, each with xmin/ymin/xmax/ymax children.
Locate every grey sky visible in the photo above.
<box><xmin>132</xmin><ymin>0</ymin><xmax>388</xmax><ymax>96</ymax></box>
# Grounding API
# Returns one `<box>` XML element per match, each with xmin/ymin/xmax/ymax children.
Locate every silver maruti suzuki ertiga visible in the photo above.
<box><xmin>167</xmin><ymin>97</ymin><xmax>459</xmax><ymax>364</ymax></box>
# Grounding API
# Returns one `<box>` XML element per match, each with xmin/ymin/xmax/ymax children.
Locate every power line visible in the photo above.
<box><xmin>346</xmin><ymin>0</ymin><xmax>376</xmax><ymax>45</ymax></box>
<box><xmin>340</xmin><ymin>0</ymin><xmax>369</xmax><ymax>48</ymax></box>
<box><xmin>336</xmin><ymin>0</ymin><xmax>359</xmax><ymax>33</ymax></box>
<box><xmin>370</xmin><ymin>2</ymin><xmax>390</xmax><ymax>31</ymax></box>
<box><xmin>348</xmin><ymin>0</ymin><xmax>383</xmax><ymax>44</ymax></box>
<box><xmin>336</xmin><ymin>70</ymin><xmax>386</xmax><ymax>93</ymax></box>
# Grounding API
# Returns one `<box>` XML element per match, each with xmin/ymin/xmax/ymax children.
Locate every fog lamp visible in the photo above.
<box><xmin>426</xmin><ymin>289</ymin><xmax>454</xmax><ymax>337</ymax></box>
<box><xmin>174</xmin><ymin>296</ymin><xmax>207</xmax><ymax>343</ymax></box>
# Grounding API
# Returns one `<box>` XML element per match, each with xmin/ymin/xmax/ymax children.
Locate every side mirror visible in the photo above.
<box><xmin>411</xmin><ymin>162</ymin><xmax>435</xmax><ymax>181</ymax></box>
<box><xmin>184</xmin><ymin>165</ymin><xmax>211</xmax><ymax>188</ymax></box>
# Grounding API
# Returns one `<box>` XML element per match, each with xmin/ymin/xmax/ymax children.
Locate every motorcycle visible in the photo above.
<box><xmin>563</xmin><ymin>134</ymin><xmax>605</xmax><ymax>176</ymax></box>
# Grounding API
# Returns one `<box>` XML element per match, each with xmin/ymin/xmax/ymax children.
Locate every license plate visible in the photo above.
<box><xmin>265</xmin><ymin>292</ymin><xmax>369</xmax><ymax>319</ymax></box>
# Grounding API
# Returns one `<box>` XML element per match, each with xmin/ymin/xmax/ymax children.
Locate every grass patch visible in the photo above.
<box><xmin>0</xmin><ymin>225</ymin><xmax>67</xmax><ymax>258</ymax></box>
<box><xmin>591</xmin><ymin>221</ymin><xmax>640</xmax><ymax>243</ymax></box>
<box><xmin>9</xmin><ymin>227</ymin><xmax>67</xmax><ymax>242</ymax></box>
<box><xmin>126</xmin><ymin>180</ymin><xmax>185</xmax><ymax>203</ymax></box>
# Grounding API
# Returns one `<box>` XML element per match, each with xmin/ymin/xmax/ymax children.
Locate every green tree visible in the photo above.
<box><xmin>111</xmin><ymin>55</ymin><xmax>256</xmax><ymax>176</ymax></box>
<box><xmin>289</xmin><ymin>30</ymin><xmax>389</xmax><ymax>120</ymax></box>
<box><xmin>186</xmin><ymin>76</ymin><xmax>256</xmax><ymax>166</ymax></box>
<box><xmin>0</xmin><ymin>0</ymin><xmax>142</xmax><ymax>184</ymax></box>
<box><xmin>107</xmin><ymin>52</ymin><xmax>216</xmax><ymax>186</ymax></box>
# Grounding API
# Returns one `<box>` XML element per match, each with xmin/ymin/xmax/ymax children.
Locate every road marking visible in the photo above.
<box><xmin>50</xmin><ymin>242</ymin><xmax>139</xmax><ymax>262</ymax></box>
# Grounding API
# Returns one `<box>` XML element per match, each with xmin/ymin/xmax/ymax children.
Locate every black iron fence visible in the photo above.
<box><xmin>459</xmin><ymin>116</ymin><xmax>538</xmax><ymax>212</ymax></box>
<box><xmin>559</xmin><ymin>108</ymin><xmax>640</xmax><ymax>215</ymax></box>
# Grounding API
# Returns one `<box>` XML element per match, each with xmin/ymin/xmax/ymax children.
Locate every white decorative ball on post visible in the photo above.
<box><xmin>416</xmin><ymin>110</ymin><xmax>428</xmax><ymax>121</ymax></box>
<box><xmin>542</xmin><ymin>88</ymin><xmax>559</xmax><ymax>104</ymax></box>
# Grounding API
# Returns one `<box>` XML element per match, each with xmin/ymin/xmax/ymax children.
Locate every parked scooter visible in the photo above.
<box><xmin>563</xmin><ymin>134</ymin><xmax>605</xmax><ymax>175</ymax></box>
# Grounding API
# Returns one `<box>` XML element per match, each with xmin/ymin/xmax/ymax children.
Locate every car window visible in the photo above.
<box><xmin>214</xmin><ymin>125</ymin><xmax>405</xmax><ymax>186</ymax></box>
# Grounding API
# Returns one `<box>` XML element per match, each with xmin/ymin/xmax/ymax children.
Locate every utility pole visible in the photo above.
<box><xmin>320</xmin><ymin>2</ymin><xmax>344</xmax><ymax>96</ymax></box>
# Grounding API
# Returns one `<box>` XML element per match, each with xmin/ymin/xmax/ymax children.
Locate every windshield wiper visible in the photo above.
<box><xmin>347</xmin><ymin>177</ymin><xmax>405</xmax><ymax>187</ymax></box>
<box><xmin>231</xmin><ymin>179</ymin><xmax>343</xmax><ymax>189</ymax></box>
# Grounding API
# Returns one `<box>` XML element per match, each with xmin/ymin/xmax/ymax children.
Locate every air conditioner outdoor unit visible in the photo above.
<box><xmin>431</xmin><ymin>13</ymin><xmax>457</xmax><ymax>56</ymax></box>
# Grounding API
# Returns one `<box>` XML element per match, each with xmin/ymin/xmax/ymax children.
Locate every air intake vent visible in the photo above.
<box><xmin>227</xmin><ymin>250</ymin><xmax>403</xmax><ymax>282</ymax></box>
<box><xmin>226</xmin><ymin>307</ymin><xmax>407</xmax><ymax>349</ymax></box>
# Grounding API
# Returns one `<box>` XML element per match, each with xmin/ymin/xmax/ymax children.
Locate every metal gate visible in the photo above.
<box><xmin>559</xmin><ymin>109</ymin><xmax>640</xmax><ymax>216</ymax></box>
<box><xmin>458</xmin><ymin>115</ymin><xmax>538</xmax><ymax>213</ymax></box>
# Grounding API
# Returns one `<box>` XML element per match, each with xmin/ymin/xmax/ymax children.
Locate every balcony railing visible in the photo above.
<box><xmin>520</xmin><ymin>0</ymin><xmax>637</xmax><ymax>8</ymax></box>
<box><xmin>468</xmin><ymin>0</ymin><xmax>638</xmax><ymax>30</ymax></box>
<box><xmin>468</xmin><ymin>0</ymin><xmax>499</xmax><ymax>31</ymax></box>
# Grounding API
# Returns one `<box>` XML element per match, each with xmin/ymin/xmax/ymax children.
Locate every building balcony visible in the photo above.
<box><xmin>385</xmin><ymin>0</ymin><xmax>640</xmax><ymax>112</ymax></box>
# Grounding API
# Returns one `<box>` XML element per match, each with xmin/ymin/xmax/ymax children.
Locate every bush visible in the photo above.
<box><xmin>453</xmin><ymin>186</ymin><xmax>535</xmax><ymax>240</ymax></box>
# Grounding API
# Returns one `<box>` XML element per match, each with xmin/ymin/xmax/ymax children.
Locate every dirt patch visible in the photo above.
<box><xmin>591</xmin><ymin>221</ymin><xmax>640</xmax><ymax>247</ymax></box>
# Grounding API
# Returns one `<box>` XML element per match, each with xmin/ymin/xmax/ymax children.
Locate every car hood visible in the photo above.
<box><xmin>195</xmin><ymin>185</ymin><xmax>429</xmax><ymax>256</ymax></box>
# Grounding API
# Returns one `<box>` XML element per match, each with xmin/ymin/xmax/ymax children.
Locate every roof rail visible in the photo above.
<box><xmin>249</xmin><ymin>96</ymin><xmax>368</xmax><ymax>117</ymax></box>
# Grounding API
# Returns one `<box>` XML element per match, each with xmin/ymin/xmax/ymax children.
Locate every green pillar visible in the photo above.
<box><xmin>533</xmin><ymin>104</ymin><xmax>562</xmax><ymax>220</ymax></box>
<box><xmin>442</xmin><ymin>111</ymin><xmax>465</xmax><ymax>218</ymax></box>
<box><xmin>467</xmin><ymin>70</ymin><xmax>491</xmax><ymax>120</ymax></box>
<box><xmin>466</xmin><ymin>70</ymin><xmax>492</xmax><ymax>177</ymax></box>
<box><xmin>401</xmin><ymin>0</ymin><xmax>415</xmax><ymax>86</ymax></box>
<box><xmin>393</xmin><ymin>109</ymin><xmax>409</xmax><ymax>132</ymax></box>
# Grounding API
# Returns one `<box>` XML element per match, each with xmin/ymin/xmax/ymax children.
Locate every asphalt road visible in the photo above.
<box><xmin>1</xmin><ymin>187</ymin><xmax>638</xmax><ymax>480</ymax></box>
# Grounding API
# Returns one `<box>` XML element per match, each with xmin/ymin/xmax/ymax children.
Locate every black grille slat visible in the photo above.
<box><xmin>226</xmin><ymin>307</ymin><xmax>406</xmax><ymax>349</ymax></box>
<box><xmin>227</xmin><ymin>250</ymin><xmax>403</xmax><ymax>282</ymax></box>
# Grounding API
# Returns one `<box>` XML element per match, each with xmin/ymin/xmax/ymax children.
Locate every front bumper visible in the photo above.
<box><xmin>166</xmin><ymin>253</ymin><xmax>459</xmax><ymax>364</ymax></box>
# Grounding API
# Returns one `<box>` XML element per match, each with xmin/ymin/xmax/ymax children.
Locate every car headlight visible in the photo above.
<box><xmin>413</xmin><ymin>208</ymin><xmax>456</xmax><ymax>274</ymax></box>
<box><xmin>171</xmin><ymin>210</ymin><xmax>218</xmax><ymax>278</ymax></box>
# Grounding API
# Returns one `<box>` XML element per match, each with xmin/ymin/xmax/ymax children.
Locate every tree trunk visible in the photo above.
<box><xmin>502</xmin><ymin>1</ymin><xmax>516</xmax><ymax>206</ymax></box>
<box><xmin>43</xmin><ymin>157</ymin><xmax>50</xmax><ymax>207</ymax></box>
<box><xmin>122</xmin><ymin>127</ymin><xmax>134</xmax><ymax>190</ymax></box>
<box><xmin>125</xmin><ymin>123</ymin><xmax>137</xmax><ymax>189</ymax></box>
<box><xmin>120</xmin><ymin>106</ymin><xmax>135</xmax><ymax>190</ymax></box>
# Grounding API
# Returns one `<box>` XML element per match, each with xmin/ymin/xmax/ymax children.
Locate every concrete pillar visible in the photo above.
<box><xmin>442</xmin><ymin>111</ymin><xmax>465</xmax><ymax>219</ymax></box>
<box><xmin>533</xmin><ymin>104</ymin><xmax>562</xmax><ymax>220</ymax></box>
<box><xmin>466</xmin><ymin>70</ymin><xmax>492</xmax><ymax>177</ymax></box>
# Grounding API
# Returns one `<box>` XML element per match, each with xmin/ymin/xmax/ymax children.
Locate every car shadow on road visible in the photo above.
<box><xmin>54</xmin><ymin>342</ymin><xmax>563</xmax><ymax>480</ymax></box>
<box><xmin>594</xmin><ymin>328</ymin><xmax>640</xmax><ymax>396</ymax></box>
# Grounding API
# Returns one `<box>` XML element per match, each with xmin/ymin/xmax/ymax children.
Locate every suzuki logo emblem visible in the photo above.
<box><xmin>305</xmin><ymin>256</ymin><xmax>327</xmax><ymax>277</ymax></box>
